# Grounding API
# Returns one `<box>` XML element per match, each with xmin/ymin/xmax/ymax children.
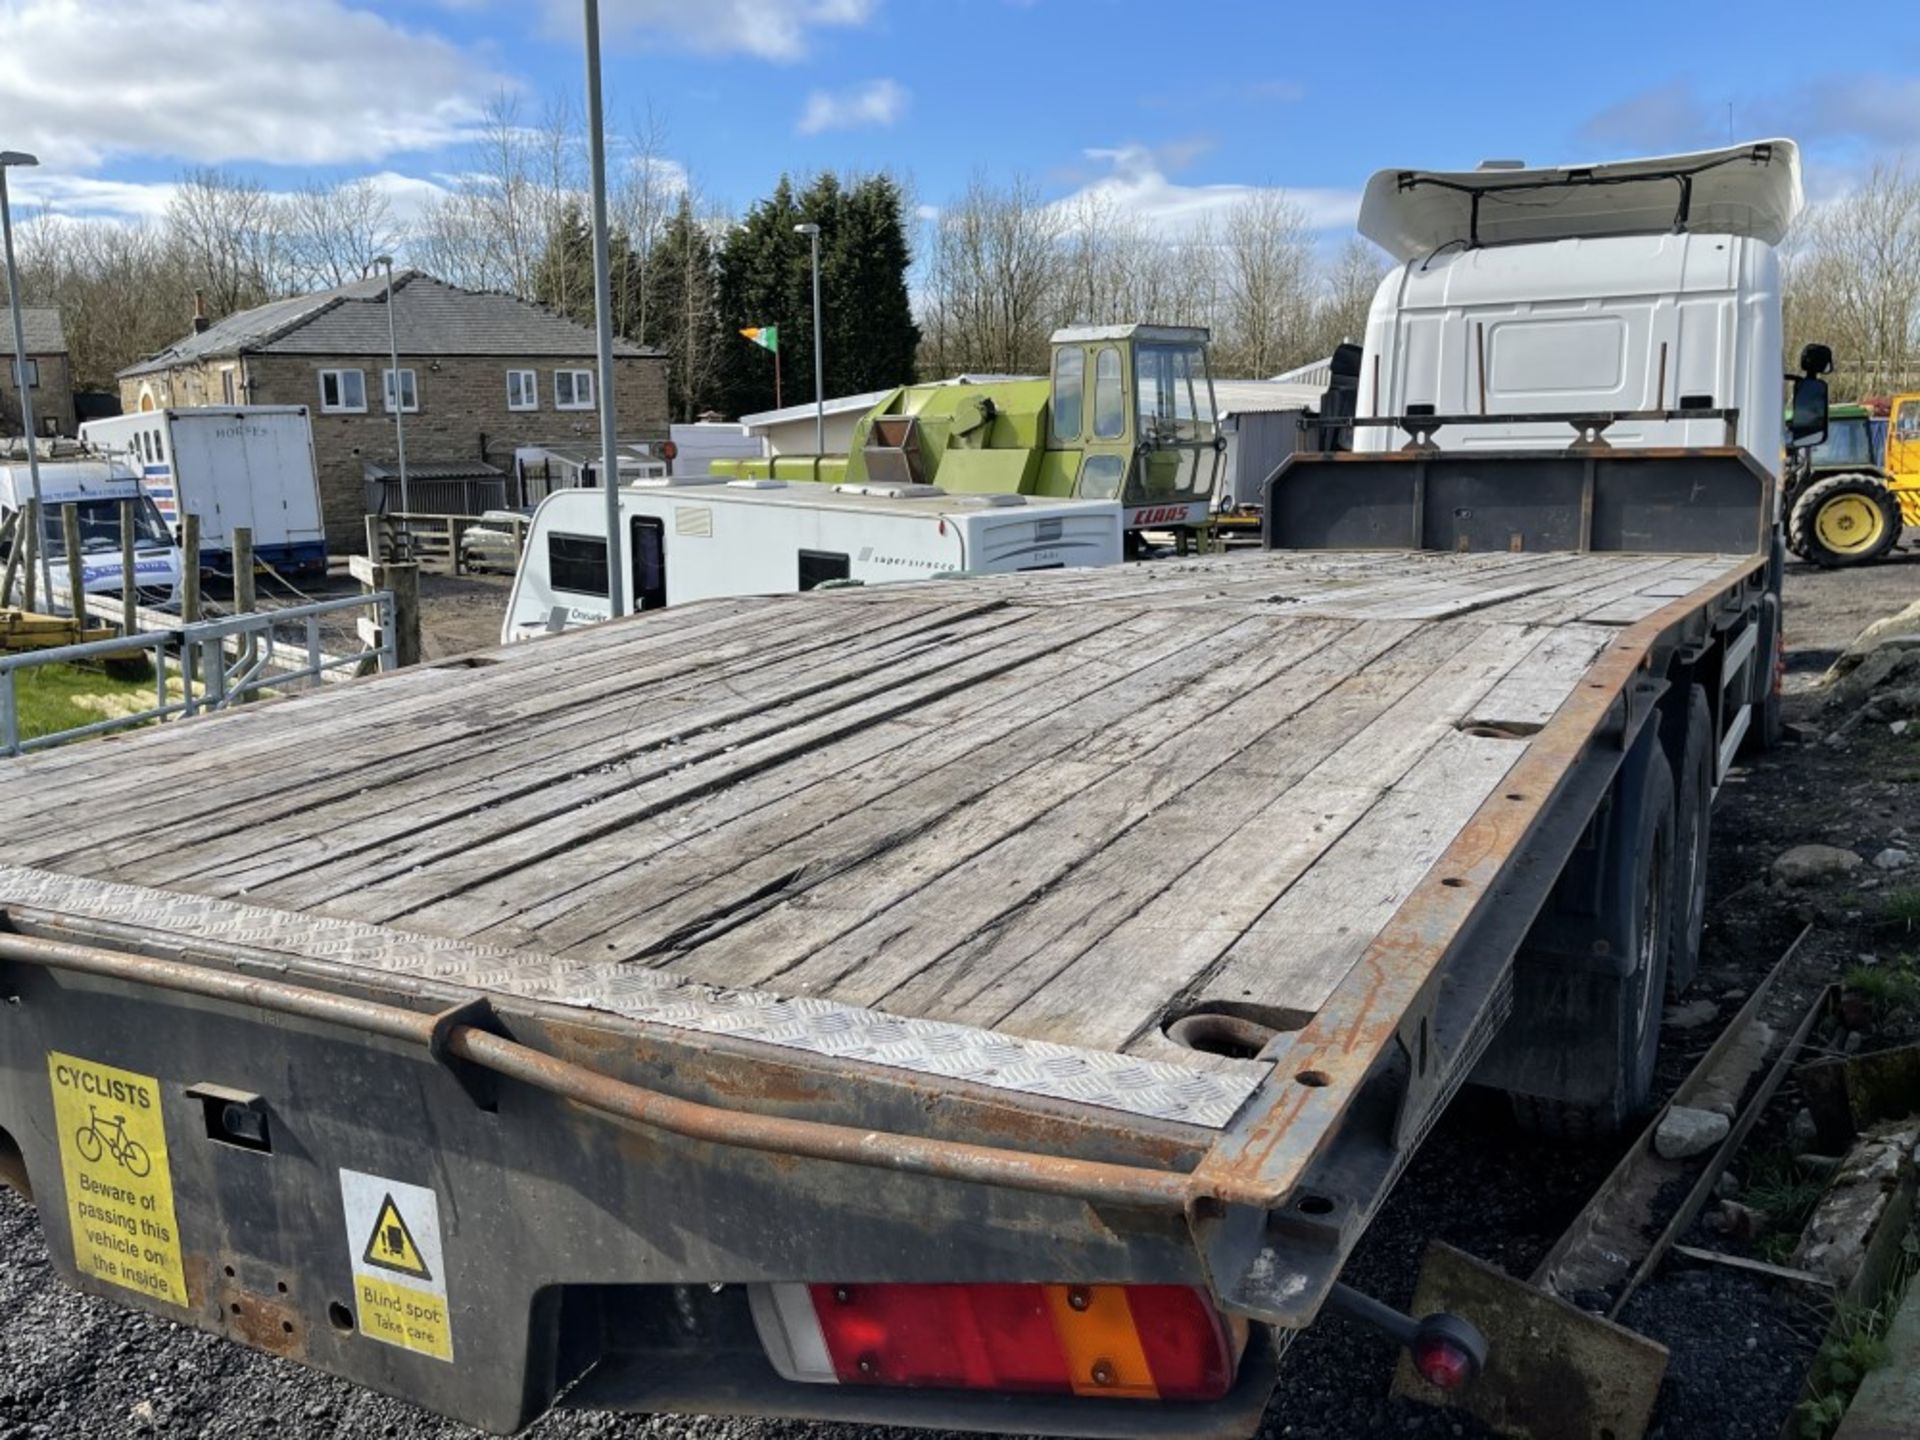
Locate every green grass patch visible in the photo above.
<box><xmin>1795</xmin><ymin>1233</ymin><xmax>1920</xmax><ymax>1440</ymax></box>
<box><xmin>1877</xmin><ymin>887</ymin><xmax>1920</xmax><ymax>928</ymax></box>
<box><xmin>9</xmin><ymin>660</ymin><xmax>164</xmax><ymax>745</ymax></box>
<box><xmin>1746</xmin><ymin>1150</ymin><xmax>1829</xmax><ymax>1267</ymax></box>
<box><xmin>1842</xmin><ymin>959</ymin><xmax>1920</xmax><ymax>1010</ymax></box>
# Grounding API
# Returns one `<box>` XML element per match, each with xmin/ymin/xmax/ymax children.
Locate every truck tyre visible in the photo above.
<box><xmin>1666</xmin><ymin>685</ymin><xmax>1712</xmax><ymax>996</ymax></box>
<box><xmin>1505</xmin><ymin>748</ymin><xmax>1676</xmax><ymax>1139</ymax></box>
<box><xmin>1788</xmin><ymin>474</ymin><xmax>1903</xmax><ymax>568</ymax></box>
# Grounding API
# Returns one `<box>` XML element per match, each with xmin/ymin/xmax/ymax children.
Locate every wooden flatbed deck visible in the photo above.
<box><xmin>0</xmin><ymin>550</ymin><xmax>1746</xmax><ymax>1065</ymax></box>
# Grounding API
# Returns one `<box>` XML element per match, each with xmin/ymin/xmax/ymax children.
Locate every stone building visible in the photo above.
<box><xmin>118</xmin><ymin>273</ymin><xmax>667</xmax><ymax>552</ymax></box>
<box><xmin>0</xmin><ymin>307</ymin><xmax>76</xmax><ymax>439</ymax></box>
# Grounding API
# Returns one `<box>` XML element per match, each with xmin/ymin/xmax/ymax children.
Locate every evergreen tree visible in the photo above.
<box><xmin>647</xmin><ymin>195</ymin><xmax>725</xmax><ymax>422</ymax></box>
<box><xmin>715</xmin><ymin>172</ymin><xmax>919</xmax><ymax>423</ymax></box>
<box><xmin>533</xmin><ymin>201</ymin><xmax>650</xmax><ymax>342</ymax></box>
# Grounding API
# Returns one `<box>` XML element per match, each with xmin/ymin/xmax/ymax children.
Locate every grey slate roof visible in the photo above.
<box><xmin>0</xmin><ymin>308</ymin><xmax>68</xmax><ymax>355</ymax></box>
<box><xmin>119</xmin><ymin>272</ymin><xmax>659</xmax><ymax>378</ymax></box>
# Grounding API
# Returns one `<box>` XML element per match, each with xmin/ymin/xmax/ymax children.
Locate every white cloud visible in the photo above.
<box><xmin>569</xmin><ymin>0</ymin><xmax>879</xmax><ymax>61</ymax></box>
<box><xmin>4</xmin><ymin>168</ymin><xmax>458</xmax><ymax>232</ymax></box>
<box><xmin>0</xmin><ymin>0</ymin><xmax>510</xmax><ymax>171</ymax></box>
<box><xmin>797</xmin><ymin>78</ymin><xmax>908</xmax><ymax>136</ymax></box>
<box><xmin>1053</xmin><ymin>144</ymin><xmax>1361</xmax><ymax>234</ymax></box>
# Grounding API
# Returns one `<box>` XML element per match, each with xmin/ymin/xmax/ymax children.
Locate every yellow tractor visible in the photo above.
<box><xmin>1783</xmin><ymin>399</ymin><xmax>1911</xmax><ymax>567</ymax></box>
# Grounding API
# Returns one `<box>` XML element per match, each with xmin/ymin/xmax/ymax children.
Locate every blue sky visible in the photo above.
<box><xmin>3</xmin><ymin>0</ymin><xmax>1916</xmax><ymax>240</ymax></box>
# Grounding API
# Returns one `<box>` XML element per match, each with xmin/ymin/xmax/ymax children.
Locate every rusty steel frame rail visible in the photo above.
<box><xmin>1195</xmin><ymin>557</ymin><xmax>1769</xmax><ymax>1220</ymax></box>
<box><xmin>0</xmin><ymin>931</ymin><xmax>1193</xmax><ymax>1213</ymax></box>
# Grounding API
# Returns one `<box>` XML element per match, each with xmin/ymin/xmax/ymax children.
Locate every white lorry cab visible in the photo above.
<box><xmin>0</xmin><ymin>458</ymin><xmax>184</xmax><ymax>609</ymax></box>
<box><xmin>504</xmin><ymin>477</ymin><xmax>1122</xmax><ymax>642</ymax></box>
<box><xmin>1351</xmin><ymin>139</ymin><xmax>1800</xmax><ymax>468</ymax></box>
<box><xmin>79</xmin><ymin>406</ymin><xmax>328</xmax><ymax>579</ymax></box>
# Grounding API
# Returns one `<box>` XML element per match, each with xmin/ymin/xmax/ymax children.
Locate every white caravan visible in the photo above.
<box><xmin>1352</xmin><ymin>139</ymin><xmax>1800</xmax><ymax>468</ymax></box>
<box><xmin>79</xmin><ymin>407</ymin><xmax>328</xmax><ymax>579</ymax></box>
<box><xmin>0</xmin><ymin>458</ymin><xmax>184</xmax><ymax>608</ymax></box>
<box><xmin>504</xmin><ymin>478</ymin><xmax>1122</xmax><ymax>642</ymax></box>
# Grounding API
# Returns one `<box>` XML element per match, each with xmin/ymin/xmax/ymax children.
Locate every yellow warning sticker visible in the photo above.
<box><xmin>47</xmin><ymin>1052</ymin><xmax>188</xmax><ymax>1307</ymax></box>
<box><xmin>339</xmin><ymin>1170</ymin><xmax>453</xmax><ymax>1362</ymax></box>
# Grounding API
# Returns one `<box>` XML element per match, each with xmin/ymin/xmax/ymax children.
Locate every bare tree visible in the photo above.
<box><xmin>284</xmin><ymin>177</ymin><xmax>403</xmax><ymax>290</ymax></box>
<box><xmin>1216</xmin><ymin>189</ymin><xmax>1315</xmax><ymax>377</ymax></box>
<box><xmin>1309</xmin><ymin>237</ymin><xmax>1387</xmax><ymax>360</ymax></box>
<box><xmin>165</xmin><ymin>167</ymin><xmax>289</xmax><ymax>313</ymax></box>
<box><xmin>920</xmin><ymin>173</ymin><xmax>1061</xmax><ymax>376</ymax></box>
<box><xmin>1785</xmin><ymin>162</ymin><xmax>1920</xmax><ymax>398</ymax></box>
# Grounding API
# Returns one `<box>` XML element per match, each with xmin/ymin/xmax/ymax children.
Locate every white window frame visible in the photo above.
<box><xmin>554</xmin><ymin>369</ymin><xmax>595</xmax><ymax>411</ymax></box>
<box><xmin>506</xmin><ymin>369</ymin><xmax>538</xmax><ymax>412</ymax></box>
<box><xmin>318</xmin><ymin>368</ymin><xmax>367</xmax><ymax>414</ymax></box>
<box><xmin>219</xmin><ymin>365</ymin><xmax>236</xmax><ymax>404</ymax></box>
<box><xmin>382</xmin><ymin>367</ymin><xmax>419</xmax><ymax>414</ymax></box>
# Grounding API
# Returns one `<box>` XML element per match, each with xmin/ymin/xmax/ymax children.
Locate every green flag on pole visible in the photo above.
<box><xmin>740</xmin><ymin>325</ymin><xmax>778</xmax><ymax>353</ymax></box>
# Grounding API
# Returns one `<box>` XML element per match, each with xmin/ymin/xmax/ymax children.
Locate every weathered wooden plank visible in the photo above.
<box><xmin>697</xmin><ymin>617</ymin><xmax>1512</xmax><ymax>1019</ymax></box>
<box><xmin>889</xmin><ymin>622</ymin><xmax>1549</xmax><ymax>1046</ymax></box>
<box><xmin>506</xmin><ymin>612</ymin><xmax>1325</xmax><ymax>966</ymax></box>
<box><xmin>1182</xmin><ymin>728</ymin><xmax>1526</xmax><ymax>1022</ymax></box>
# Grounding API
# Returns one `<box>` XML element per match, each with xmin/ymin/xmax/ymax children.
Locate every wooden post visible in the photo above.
<box><xmin>0</xmin><ymin>509</ymin><xmax>20</xmax><ymax>607</ymax></box>
<box><xmin>180</xmin><ymin>512</ymin><xmax>201</xmax><ymax>624</ymax></box>
<box><xmin>233</xmin><ymin>525</ymin><xmax>256</xmax><ymax>614</ymax></box>
<box><xmin>21</xmin><ymin>499</ymin><xmax>37</xmax><ymax>611</ymax></box>
<box><xmin>375</xmin><ymin>559</ymin><xmax>421</xmax><ymax>667</ymax></box>
<box><xmin>61</xmin><ymin>502</ymin><xmax>84</xmax><ymax>619</ymax></box>
<box><xmin>118</xmin><ymin>498</ymin><xmax>137</xmax><ymax>635</ymax></box>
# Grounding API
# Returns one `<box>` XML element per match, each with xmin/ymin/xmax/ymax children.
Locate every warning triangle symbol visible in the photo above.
<box><xmin>361</xmin><ymin>1194</ymin><xmax>432</xmax><ymax>1281</ymax></box>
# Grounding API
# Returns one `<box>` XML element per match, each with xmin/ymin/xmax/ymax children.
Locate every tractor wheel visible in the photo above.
<box><xmin>1788</xmin><ymin>474</ymin><xmax>1904</xmax><ymax>568</ymax></box>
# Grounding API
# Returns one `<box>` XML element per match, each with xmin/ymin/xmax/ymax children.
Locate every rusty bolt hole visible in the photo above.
<box><xmin>1294</xmin><ymin>1193</ymin><xmax>1336</xmax><ymax>1217</ymax></box>
<box><xmin>222</xmin><ymin>1265</ymin><xmax>235</xmax><ymax>1278</ymax></box>
<box><xmin>327</xmin><ymin>1301</ymin><xmax>355</xmax><ymax>1334</ymax></box>
<box><xmin>1441</xmin><ymin>877</ymin><xmax>1467</xmax><ymax>889</ymax></box>
<box><xmin>1295</xmin><ymin>1069</ymin><xmax>1331</xmax><ymax>1088</ymax></box>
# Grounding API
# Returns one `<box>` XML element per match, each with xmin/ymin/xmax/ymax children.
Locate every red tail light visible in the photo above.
<box><xmin>1411</xmin><ymin>1333</ymin><xmax>1475</xmax><ymax>1391</ymax></box>
<box><xmin>750</xmin><ymin>1282</ymin><xmax>1243</xmax><ymax>1401</ymax></box>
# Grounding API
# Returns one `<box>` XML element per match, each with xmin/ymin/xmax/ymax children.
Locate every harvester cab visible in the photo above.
<box><xmin>833</xmin><ymin>323</ymin><xmax>1223</xmax><ymax>537</ymax></box>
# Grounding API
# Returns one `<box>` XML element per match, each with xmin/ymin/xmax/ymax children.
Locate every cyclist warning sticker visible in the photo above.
<box><xmin>339</xmin><ymin>1170</ymin><xmax>453</xmax><ymax>1361</ymax></box>
<box><xmin>47</xmin><ymin>1052</ymin><xmax>188</xmax><ymax>1307</ymax></box>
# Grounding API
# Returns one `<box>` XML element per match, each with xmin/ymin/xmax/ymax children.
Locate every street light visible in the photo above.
<box><xmin>370</xmin><ymin>253</ymin><xmax>410</xmax><ymax>559</ymax></box>
<box><xmin>0</xmin><ymin>148</ymin><xmax>53</xmax><ymax>608</ymax></box>
<box><xmin>582</xmin><ymin>0</ymin><xmax>624</xmax><ymax>618</ymax></box>
<box><xmin>794</xmin><ymin>222</ymin><xmax>824</xmax><ymax>457</ymax></box>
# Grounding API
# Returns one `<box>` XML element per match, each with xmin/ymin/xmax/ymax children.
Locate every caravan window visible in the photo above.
<box><xmin>547</xmin><ymin>532</ymin><xmax>609</xmax><ymax>596</ymax></box>
<box><xmin>798</xmin><ymin>549</ymin><xmax>850</xmax><ymax>591</ymax></box>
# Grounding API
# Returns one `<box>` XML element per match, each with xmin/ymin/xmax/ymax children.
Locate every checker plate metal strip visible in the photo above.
<box><xmin>0</xmin><ymin>866</ymin><xmax>1265</xmax><ymax>1129</ymax></box>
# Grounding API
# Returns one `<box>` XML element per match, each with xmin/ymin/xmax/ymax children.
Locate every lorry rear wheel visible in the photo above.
<box><xmin>1506</xmin><ymin>748</ymin><xmax>1676</xmax><ymax>1139</ymax></box>
<box><xmin>1666</xmin><ymin>686</ymin><xmax>1712</xmax><ymax>996</ymax></box>
<box><xmin>1788</xmin><ymin>474</ymin><xmax>1904</xmax><ymax>568</ymax></box>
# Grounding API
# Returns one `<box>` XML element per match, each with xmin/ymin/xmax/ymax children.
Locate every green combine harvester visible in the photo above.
<box><xmin>713</xmin><ymin>324</ymin><xmax>1224</xmax><ymax>544</ymax></box>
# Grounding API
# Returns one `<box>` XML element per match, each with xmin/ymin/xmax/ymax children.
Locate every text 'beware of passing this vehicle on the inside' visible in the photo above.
<box><xmin>0</xmin><ymin>138</ymin><xmax>1833</xmax><ymax>1436</ymax></box>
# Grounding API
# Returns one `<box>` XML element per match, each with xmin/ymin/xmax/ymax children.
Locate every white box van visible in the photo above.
<box><xmin>80</xmin><ymin>407</ymin><xmax>327</xmax><ymax>579</ymax></box>
<box><xmin>504</xmin><ymin>477</ymin><xmax>1122</xmax><ymax>642</ymax></box>
<box><xmin>0</xmin><ymin>458</ymin><xmax>184</xmax><ymax>609</ymax></box>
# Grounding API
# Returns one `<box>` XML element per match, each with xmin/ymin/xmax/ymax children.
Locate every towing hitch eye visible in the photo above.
<box><xmin>1323</xmin><ymin>1281</ymin><xmax>1488</xmax><ymax>1392</ymax></box>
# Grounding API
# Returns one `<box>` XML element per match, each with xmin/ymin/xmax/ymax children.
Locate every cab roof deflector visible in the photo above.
<box><xmin>1358</xmin><ymin>139</ymin><xmax>1803</xmax><ymax>262</ymax></box>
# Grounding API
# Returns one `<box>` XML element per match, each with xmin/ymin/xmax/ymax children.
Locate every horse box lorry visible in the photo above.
<box><xmin>0</xmin><ymin>138</ymin><xmax>1828</xmax><ymax>1435</ymax></box>
<box><xmin>502</xmin><ymin>476</ymin><xmax>1124</xmax><ymax>641</ymax></box>
<box><xmin>79</xmin><ymin>407</ymin><xmax>328</xmax><ymax>580</ymax></box>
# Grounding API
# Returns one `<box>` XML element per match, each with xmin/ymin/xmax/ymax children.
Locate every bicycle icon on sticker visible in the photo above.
<box><xmin>74</xmin><ymin>1107</ymin><xmax>152</xmax><ymax>1178</ymax></box>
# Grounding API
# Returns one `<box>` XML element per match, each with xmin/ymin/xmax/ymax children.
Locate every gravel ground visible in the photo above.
<box><xmin>2</xmin><ymin>547</ymin><xmax>1916</xmax><ymax>1440</ymax></box>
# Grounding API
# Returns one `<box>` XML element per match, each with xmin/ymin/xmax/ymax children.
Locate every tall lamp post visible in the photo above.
<box><xmin>370</xmin><ymin>253</ymin><xmax>410</xmax><ymax>558</ymax></box>
<box><xmin>583</xmin><ymin>0</ymin><xmax>624</xmax><ymax>618</ymax></box>
<box><xmin>0</xmin><ymin>149</ymin><xmax>53</xmax><ymax>607</ymax></box>
<box><xmin>793</xmin><ymin>222</ymin><xmax>824</xmax><ymax>456</ymax></box>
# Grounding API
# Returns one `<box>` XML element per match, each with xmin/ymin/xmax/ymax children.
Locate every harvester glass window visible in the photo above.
<box><xmin>1093</xmin><ymin>347</ymin><xmax>1125</xmax><ymax>439</ymax></box>
<box><xmin>1051</xmin><ymin>347</ymin><xmax>1085</xmax><ymax>442</ymax></box>
<box><xmin>1076</xmin><ymin>454</ymin><xmax>1124</xmax><ymax>500</ymax></box>
<box><xmin>1135</xmin><ymin>343</ymin><xmax>1216</xmax><ymax>447</ymax></box>
<box><xmin>1810</xmin><ymin>417</ymin><xmax>1874</xmax><ymax>468</ymax></box>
